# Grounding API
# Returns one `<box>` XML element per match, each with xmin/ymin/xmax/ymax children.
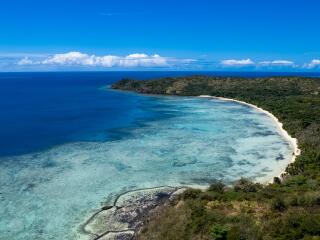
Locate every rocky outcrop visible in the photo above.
<box><xmin>80</xmin><ymin>186</ymin><xmax>185</xmax><ymax>240</ymax></box>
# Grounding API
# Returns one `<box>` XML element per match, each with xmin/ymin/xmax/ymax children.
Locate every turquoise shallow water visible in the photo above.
<box><xmin>0</xmin><ymin>93</ymin><xmax>293</xmax><ymax>239</ymax></box>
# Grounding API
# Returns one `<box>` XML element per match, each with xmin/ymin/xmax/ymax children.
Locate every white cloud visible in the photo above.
<box><xmin>17</xmin><ymin>57</ymin><xmax>34</xmax><ymax>65</ymax></box>
<box><xmin>258</xmin><ymin>60</ymin><xmax>295</xmax><ymax>66</ymax></box>
<box><xmin>220</xmin><ymin>58</ymin><xmax>297</xmax><ymax>68</ymax></box>
<box><xmin>305</xmin><ymin>59</ymin><xmax>320</xmax><ymax>69</ymax></box>
<box><xmin>18</xmin><ymin>51</ymin><xmax>192</xmax><ymax>68</ymax></box>
<box><xmin>41</xmin><ymin>52</ymin><xmax>94</xmax><ymax>65</ymax></box>
<box><xmin>118</xmin><ymin>53</ymin><xmax>168</xmax><ymax>67</ymax></box>
<box><xmin>221</xmin><ymin>59</ymin><xmax>255</xmax><ymax>66</ymax></box>
<box><xmin>126</xmin><ymin>53</ymin><xmax>148</xmax><ymax>58</ymax></box>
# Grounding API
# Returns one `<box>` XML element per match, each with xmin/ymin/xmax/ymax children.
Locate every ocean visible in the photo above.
<box><xmin>0</xmin><ymin>71</ymin><xmax>315</xmax><ymax>239</ymax></box>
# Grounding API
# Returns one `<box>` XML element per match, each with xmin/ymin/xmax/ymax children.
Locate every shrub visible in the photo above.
<box><xmin>234</xmin><ymin>178</ymin><xmax>262</xmax><ymax>193</ymax></box>
<box><xmin>272</xmin><ymin>196</ymin><xmax>287</xmax><ymax>212</ymax></box>
<box><xmin>302</xmin><ymin>192</ymin><xmax>320</xmax><ymax>206</ymax></box>
<box><xmin>273</xmin><ymin>177</ymin><xmax>282</xmax><ymax>185</ymax></box>
<box><xmin>226</xmin><ymin>226</ymin><xmax>241</xmax><ymax>240</ymax></box>
<box><xmin>284</xmin><ymin>175</ymin><xmax>307</xmax><ymax>187</ymax></box>
<box><xmin>288</xmin><ymin>195</ymin><xmax>299</xmax><ymax>206</ymax></box>
<box><xmin>180</xmin><ymin>188</ymin><xmax>202</xmax><ymax>200</ymax></box>
<box><xmin>210</xmin><ymin>224</ymin><xmax>228</xmax><ymax>240</ymax></box>
<box><xmin>209</xmin><ymin>182</ymin><xmax>226</xmax><ymax>194</ymax></box>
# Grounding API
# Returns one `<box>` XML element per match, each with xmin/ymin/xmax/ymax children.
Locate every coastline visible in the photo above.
<box><xmin>78</xmin><ymin>186</ymin><xmax>187</xmax><ymax>240</ymax></box>
<box><xmin>199</xmin><ymin>95</ymin><xmax>301</xmax><ymax>183</ymax></box>
<box><xmin>79</xmin><ymin>94</ymin><xmax>301</xmax><ymax>239</ymax></box>
<box><xmin>109</xmin><ymin>77</ymin><xmax>320</xmax><ymax>239</ymax></box>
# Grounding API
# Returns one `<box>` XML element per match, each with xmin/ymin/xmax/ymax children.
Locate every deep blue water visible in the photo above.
<box><xmin>0</xmin><ymin>72</ymin><xmax>182</xmax><ymax>156</ymax></box>
<box><xmin>0</xmin><ymin>71</ymin><xmax>318</xmax><ymax>157</ymax></box>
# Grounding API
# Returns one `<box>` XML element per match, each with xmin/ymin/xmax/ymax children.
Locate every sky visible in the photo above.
<box><xmin>1</xmin><ymin>0</ymin><xmax>320</xmax><ymax>71</ymax></box>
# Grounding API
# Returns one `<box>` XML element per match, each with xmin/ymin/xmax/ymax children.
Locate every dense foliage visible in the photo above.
<box><xmin>112</xmin><ymin>76</ymin><xmax>320</xmax><ymax>240</ymax></box>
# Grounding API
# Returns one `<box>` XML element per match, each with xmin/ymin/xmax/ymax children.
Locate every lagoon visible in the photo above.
<box><xmin>0</xmin><ymin>72</ymin><xmax>295</xmax><ymax>239</ymax></box>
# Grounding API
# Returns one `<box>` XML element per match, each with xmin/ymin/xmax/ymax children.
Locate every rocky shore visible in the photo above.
<box><xmin>80</xmin><ymin>186</ymin><xmax>186</xmax><ymax>240</ymax></box>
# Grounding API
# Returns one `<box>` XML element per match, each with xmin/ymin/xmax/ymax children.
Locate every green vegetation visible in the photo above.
<box><xmin>112</xmin><ymin>76</ymin><xmax>320</xmax><ymax>239</ymax></box>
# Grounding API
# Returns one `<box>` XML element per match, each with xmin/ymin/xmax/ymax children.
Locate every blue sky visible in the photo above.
<box><xmin>1</xmin><ymin>0</ymin><xmax>320</xmax><ymax>71</ymax></box>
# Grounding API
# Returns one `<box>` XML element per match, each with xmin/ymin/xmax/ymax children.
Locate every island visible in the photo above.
<box><xmin>110</xmin><ymin>76</ymin><xmax>320</xmax><ymax>240</ymax></box>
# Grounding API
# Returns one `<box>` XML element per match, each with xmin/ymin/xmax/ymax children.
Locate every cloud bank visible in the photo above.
<box><xmin>221</xmin><ymin>59</ymin><xmax>255</xmax><ymax>66</ymax></box>
<box><xmin>12</xmin><ymin>53</ymin><xmax>320</xmax><ymax>71</ymax></box>
<box><xmin>18</xmin><ymin>52</ymin><xmax>194</xmax><ymax>68</ymax></box>
<box><xmin>221</xmin><ymin>59</ymin><xmax>297</xmax><ymax>68</ymax></box>
<box><xmin>305</xmin><ymin>59</ymin><xmax>320</xmax><ymax>69</ymax></box>
<box><xmin>258</xmin><ymin>60</ymin><xmax>295</xmax><ymax>66</ymax></box>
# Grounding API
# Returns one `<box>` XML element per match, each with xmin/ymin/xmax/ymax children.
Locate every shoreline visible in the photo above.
<box><xmin>199</xmin><ymin>95</ymin><xmax>301</xmax><ymax>183</ymax></box>
<box><xmin>79</xmin><ymin>92</ymin><xmax>302</xmax><ymax>239</ymax></box>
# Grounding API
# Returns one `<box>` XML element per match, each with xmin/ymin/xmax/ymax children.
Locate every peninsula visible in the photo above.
<box><xmin>112</xmin><ymin>76</ymin><xmax>320</xmax><ymax>239</ymax></box>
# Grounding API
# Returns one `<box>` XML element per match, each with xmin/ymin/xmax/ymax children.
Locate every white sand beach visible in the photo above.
<box><xmin>199</xmin><ymin>95</ymin><xmax>301</xmax><ymax>183</ymax></box>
